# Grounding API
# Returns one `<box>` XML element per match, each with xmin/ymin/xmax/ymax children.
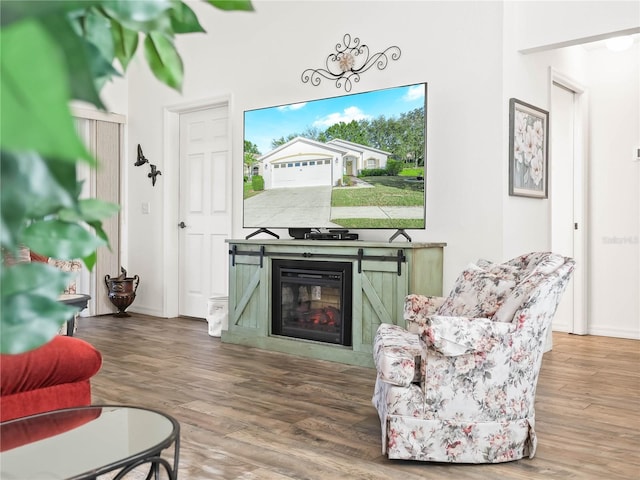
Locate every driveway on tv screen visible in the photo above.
<box><xmin>243</xmin><ymin>185</ymin><xmax>424</xmax><ymax>229</ymax></box>
<box><xmin>244</xmin><ymin>186</ymin><xmax>341</xmax><ymax>228</ymax></box>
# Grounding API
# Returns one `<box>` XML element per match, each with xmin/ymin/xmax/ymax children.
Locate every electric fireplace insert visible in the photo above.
<box><xmin>272</xmin><ymin>259</ymin><xmax>352</xmax><ymax>346</ymax></box>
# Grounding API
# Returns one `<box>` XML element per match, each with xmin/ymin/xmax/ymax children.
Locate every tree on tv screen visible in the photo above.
<box><xmin>269</xmin><ymin>107</ymin><xmax>425</xmax><ymax>167</ymax></box>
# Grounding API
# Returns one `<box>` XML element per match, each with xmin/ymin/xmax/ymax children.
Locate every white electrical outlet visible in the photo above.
<box><xmin>635</xmin><ymin>147</ymin><xmax>640</xmax><ymax>161</ymax></box>
<box><xmin>141</xmin><ymin>202</ymin><xmax>150</xmax><ymax>214</ymax></box>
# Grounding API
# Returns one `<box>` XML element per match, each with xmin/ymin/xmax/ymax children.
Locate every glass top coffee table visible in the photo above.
<box><xmin>0</xmin><ymin>405</ymin><xmax>180</xmax><ymax>479</ymax></box>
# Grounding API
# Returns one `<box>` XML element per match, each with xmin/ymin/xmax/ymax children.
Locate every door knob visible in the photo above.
<box><xmin>178</xmin><ymin>221</ymin><xmax>187</xmax><ymax>229</ymax></box>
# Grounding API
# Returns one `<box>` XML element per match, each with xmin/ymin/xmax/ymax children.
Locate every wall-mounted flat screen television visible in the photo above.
<box><xmin>242</xmin><ymin>82</ymin><xmax>427</xmax><ymax>232</ymax></box>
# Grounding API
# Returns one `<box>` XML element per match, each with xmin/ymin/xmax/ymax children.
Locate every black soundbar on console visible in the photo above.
<box><xmin>305</xmin><ymin>232</ymin><xmax>359</xmax><ymax>240</ymax></box>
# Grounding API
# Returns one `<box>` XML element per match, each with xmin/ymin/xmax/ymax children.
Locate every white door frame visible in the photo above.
<box><xmin>548</xmin><ymin>68</ymin><xmax>589</xmax><ymax>335</ymax></box>
<box><xmin>162</xmin><ymin>95</ymin><xmax>232</xmax><ymax>318</ymax></box>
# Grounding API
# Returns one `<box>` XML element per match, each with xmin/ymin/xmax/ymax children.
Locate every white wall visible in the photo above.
<box><xmin>122</xmin><ymin>0</ymin><xmax>505</xmax><ymax>315</ymax></box>
<box><xmin>503</xmin><ymin>0</ymin><xmax>590</xmax><ymax>261</ymax></box>
<box><xmin>109</xmin><ymin>0</ymin><xmax>638</xmax><ymax>339</ymax></box>
<box><xmin>502</xmin><ymin>2</ymin><xmax>640</xmax><ymax>339</ymax></box>
<box><xmin>203</xmin><ymin>0</ymin><xmax>505</xmax><ymax>287</ymax></box>
<box><xmin>99</xmin><ymin>76</ymin><xmax>128</xmax><ymax>116</ymax></box>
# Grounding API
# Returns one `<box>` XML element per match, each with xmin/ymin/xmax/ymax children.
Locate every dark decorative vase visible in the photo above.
<box><xmin>105</xmin><ymin>268</ymin><xmax>140</xmax><ymax>317</ymax></box>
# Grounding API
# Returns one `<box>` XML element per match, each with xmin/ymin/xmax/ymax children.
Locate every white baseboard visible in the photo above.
<box><xmin>553</xmin><ymin>323</ymin><xmax>638</xmax><ymax>340</ymax></box>
<box><xmin>552</xmin><ymin>321</ymin><xmax>571</xmax><ymax>333</ymax></box>
<box><xmin>128</xmin><ymin>305</ymin><xmax>166</xmax><ymax>318</ymax></box>
<box><xmin>588</xmin><ymin>326</ymin><xmax>640</xmax><ymax>340</ymax></box>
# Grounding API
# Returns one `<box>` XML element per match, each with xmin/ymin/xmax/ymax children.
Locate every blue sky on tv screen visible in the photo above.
<box><xmin>244</xmin><ymin>83</ymin><xmax>425</xmax><ymax>155</ymax></box>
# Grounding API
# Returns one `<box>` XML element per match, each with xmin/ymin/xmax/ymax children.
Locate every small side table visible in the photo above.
<box><xmin>58</xmin><ymin>294</ymin><xmax>91</xmax><ymax>336</ymax></box>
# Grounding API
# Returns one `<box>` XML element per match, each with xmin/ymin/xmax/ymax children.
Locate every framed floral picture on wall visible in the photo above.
<box><xmin>508</xmin><ymin>98</ymin><xmax>549</xmax><ymax>198</ymax></box>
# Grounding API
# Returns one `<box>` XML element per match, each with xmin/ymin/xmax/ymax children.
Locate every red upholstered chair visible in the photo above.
<box><xmin>0</xmin><ymin>336</ymin><xmax>102</xmax><ymax>422</ymax></box>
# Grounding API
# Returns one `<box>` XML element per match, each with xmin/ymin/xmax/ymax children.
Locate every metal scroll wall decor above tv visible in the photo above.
<box><xmin>242</xmin><ymin>82</ymin><xmax>427</xmax><ymax>231</ymax></box>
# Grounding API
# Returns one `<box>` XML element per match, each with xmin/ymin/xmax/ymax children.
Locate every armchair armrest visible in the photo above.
<box><xmin>373</xmin><ymin>323</ymin><xmax>424</xmax><ymax>387</ymax></box>
<box><xmin>421</xmin><ymin>315</ymin><xmax>516</xmax><ymax>356</ymax></box>
<box><xmin>404</xmin><ymin>294</ymin><xmax>446</xmax><ymax>334</ymax></box>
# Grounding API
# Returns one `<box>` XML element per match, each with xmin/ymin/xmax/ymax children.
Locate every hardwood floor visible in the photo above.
<box><xmin>77</xmin><ymin>314</ymin><xmax>640</xmax><ymax>479</ymax></box>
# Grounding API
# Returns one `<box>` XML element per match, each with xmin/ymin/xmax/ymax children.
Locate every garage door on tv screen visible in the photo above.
<box><xmin>242</xmin><ymin>82</ymin><xmax>427</xmax><ymax>231</ymax></box>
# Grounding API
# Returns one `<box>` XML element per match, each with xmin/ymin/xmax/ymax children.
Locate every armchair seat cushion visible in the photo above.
<box><xmin>422</xmin><ymin>315</ymin><xmax>516</xmax><ymax>356</ymax></box>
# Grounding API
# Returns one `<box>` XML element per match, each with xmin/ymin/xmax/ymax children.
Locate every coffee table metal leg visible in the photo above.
<box><xmin>172</xmin><ymin>434</ymin><xmax>180</xmax><ymax>479</ymax></box>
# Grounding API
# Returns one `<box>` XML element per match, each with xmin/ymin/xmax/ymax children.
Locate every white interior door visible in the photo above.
<box><xmin>178</xmin><ymin>106</ymin><xmax>231</xmax><ymax>318</ymax></box>
<box><xmin>550</xmin><ymin>82</ymin><xmax>576</xmax><ymax>332</ymax></box>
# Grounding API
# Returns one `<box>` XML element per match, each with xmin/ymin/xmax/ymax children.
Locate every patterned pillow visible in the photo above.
<box><xmin>529</xmin><ymin>254</ymin><xmax>565</xmax><ymax>275</ymax></box>
<box><xmin>491</xmin><ymin>272</ymin><xmax>539</xmax><ymax>323</ymax></box>
<box><xmin>490</xmin><ymin>255</ymin><xmax>566</xmax><ymax>323</ymax></box>
<box><xmin>438</xmin><ymin>263</ymin><xmax>517</xmax><ymax>319</ymax></box>
<box><xmin>476</xmin><ymin>259</ymin><xmax>523</xmax><ymax>282</ymax></box>
<box><xmin>503</xmin><ymin>252</ymin><xmax>565</xmax><ymax>276</ymax></box>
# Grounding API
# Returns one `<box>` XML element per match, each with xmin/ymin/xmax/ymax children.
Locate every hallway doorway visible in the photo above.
<box><xmin>549</xmin><ymin>70</ymin><xmax>588</xmax><ymax>335</ymax></box>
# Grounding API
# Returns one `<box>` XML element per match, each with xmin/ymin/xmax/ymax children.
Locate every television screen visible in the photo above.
<box><xmin>242</xmin><ymin>82</ymin><xmax>427</xmax><ymax>231</ymax></box>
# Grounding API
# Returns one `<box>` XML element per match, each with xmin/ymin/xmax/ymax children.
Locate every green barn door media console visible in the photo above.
<box><xmin>222</xmin><ymin>239</ymin><xmax>445</xmax><ymax>367</ymax></box>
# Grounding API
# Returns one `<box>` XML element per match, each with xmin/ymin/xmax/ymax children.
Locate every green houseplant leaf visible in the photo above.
<box><xmin>0</xmin><ymin>152</ymin><xmax>78</xmax><ymax>250</ymax></box>
<box><xmin>59</xmin><ymin>199</ymin><xmax>121</xmax><ymax>224</ymax></box>
<box><xmin>111</xmin><ymin>19</ymin><xmax>140</xmax><ymax>70</ymax></box>
<box><xmin>0</xmin><ymin>20</ymin><xmax>92</xmax><ymax>163</ymax></box>
<box><xmin>1</xmin><ymin>0</ymin><xmax>254</xmax><ymax>354</ymax></box>
<box><xmin>0</xmin><ymin>262</ymin><xmax>78</xmax><ymax>354</ymax></box>
<box><xmin>101</xmin><ymin>0</ymin><xmax>173</xmax><ymax>33</ymax></box>
<box><xmin>170</xmin><ymin>2</ymin><xmax>206</xmax><ymax>34</ymax></box>
<box><xmin>22</xmin><ymin>220</ymin><xmax>107</xmax><ymax>261</ymax></box>
<box><xmin>0</xmin><ymin>1</ymin><xmax>100</xmax><ymax>27</ymax></box>
<box><xmin>59</xmin><ymin>198</ymin><xmax>121</xmax><ymax>261</ymax></box>
<box><xmin>1</xmin><ymin>293</ymin><xmax>77</xmax><ymax>354</ymax></box>
<box><xmin>84</xmin><ymin>41</ymin><xmax>123</xmax><ymax>91</ymax></box>
<box><xmin>70</xmin><ymin>8</ymin><xmax>122</xmax><ymax>89</ymax></box>
<box><xmin>39</xmin><ymin>14</ymin><xmax>105</xmax><ymax>109</ymax></box>
<box><xmin>83</xmin><ymin>8</ymin><xmax>116</xmax><ymax>61</ymax></box>
<box><xmin>206</xmin><ymin>0</ymin><xmax>254</xmax><ymax>12</ymax></box>
<box><xmin>102</xmin><ymin>0</ymin><xmax>173</xmax><ymax>22</ymax></box>
<box><xmin>144</xmin><ymin>32</ymin><xmax>184</xmax><ymax>90</ymax></box>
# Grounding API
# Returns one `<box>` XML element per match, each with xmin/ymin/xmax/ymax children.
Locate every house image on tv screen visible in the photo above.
<box><xmin>259</xmin><ymin>136</ymin><xmax>391</xmax><ymax>189</ymax></box>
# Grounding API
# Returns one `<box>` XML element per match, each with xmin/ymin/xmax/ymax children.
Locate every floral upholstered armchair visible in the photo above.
<box><xmin>372</xmin><ymin>252</ymin><xmax>575</xmax><ymax>463</ymax></box>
